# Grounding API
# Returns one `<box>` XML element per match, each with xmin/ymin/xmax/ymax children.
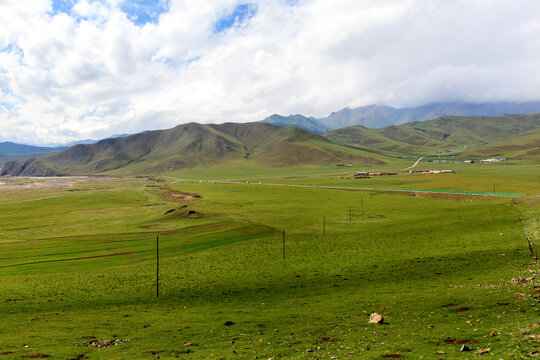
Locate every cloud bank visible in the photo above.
<box><xmin>1</xmin><ymin>0</ymin><xmax>540</xmax><ymax>144</ymax></box>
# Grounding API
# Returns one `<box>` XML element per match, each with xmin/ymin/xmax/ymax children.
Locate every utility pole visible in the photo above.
<box><xmin>156</xmin><ymin>235</ymin><xmax>159</xmax><ymax>298</ymax></box>
<box><xmin>282</xmin><ymin>230</ymin><xmax>286</xmax><ymax>260</ymax></box>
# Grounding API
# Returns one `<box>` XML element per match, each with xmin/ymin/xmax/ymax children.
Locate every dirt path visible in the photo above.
<box><xmin>163</xmin><ymin>176</ymin><xmax>525</xmax><ymax>198</ymax></box>
<box><xmin>402</xmin><ymin>156</ymin><xmax>424</xmax><ymax>170</ymax></box>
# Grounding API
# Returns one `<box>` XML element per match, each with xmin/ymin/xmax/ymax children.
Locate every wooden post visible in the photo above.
<box><xmin>156</xmin><ymin>235</ymin><xmax>159</xmax><ymax>298</ymax></box>
<box><xmin>282</xmin><ymin>230</ymin><xmax>285</xmax><ymax>260</ymax></box>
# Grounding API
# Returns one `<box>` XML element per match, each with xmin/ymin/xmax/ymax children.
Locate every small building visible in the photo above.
<box><xmin>480</xmin><ymin>158</ymin><xmax>507</xmax><ymax>163</ymax></box>
<box><xmin>354</xmin><ymin>171</ymin><xmax>370</xmax><ymax>179</ymax></box>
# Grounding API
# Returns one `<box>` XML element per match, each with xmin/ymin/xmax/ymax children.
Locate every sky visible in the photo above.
<box><xmin>1</xmin><ymin>0</ymin><xmax>540</xmax><ymax>144</ymax></box>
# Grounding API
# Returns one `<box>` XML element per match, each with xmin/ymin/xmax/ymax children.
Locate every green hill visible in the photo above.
<box><xmin>0</xmin><ymin>122</ymin><xmax>387</xmax><ymax>176</ymax></box>
<box><xmin>405</xmin><ymin>114</ymin><xmax>540</xmax><ymax>145</ymax></box>
<box><xmin>460</xmin><ymin>127</ymin><xmax>540</xmax><ymax>159</ymax></box>
<box><xmin>325</xmin><ymin>113</ymin><xmax>540</xmax><ymax>157</ymax></box>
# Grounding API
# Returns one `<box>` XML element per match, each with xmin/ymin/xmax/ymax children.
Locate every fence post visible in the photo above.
<box><xmin>282</xmin><ymin>230</ymin><xmax>286</xmax><ymax>260</ymax></box>
<box><xmin>156</xmin><ymin>235</ymin><xmax>159</xmax><ymax>298</ymax></box>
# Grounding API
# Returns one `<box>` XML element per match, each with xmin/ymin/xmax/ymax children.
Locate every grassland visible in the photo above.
<box><xmin>0</xmin><ymin>163</ymin><xmax>539</xmax><ymax>359</ymax></box>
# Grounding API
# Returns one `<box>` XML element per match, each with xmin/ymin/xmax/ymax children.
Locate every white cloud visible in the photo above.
<box><xmin>0</xmin><ymin>0</ymin><xmax>539</xmax><ymax>144</ymax></box>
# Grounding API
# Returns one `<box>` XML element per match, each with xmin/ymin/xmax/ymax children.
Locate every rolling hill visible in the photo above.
<box><xmin>324</xmin><ymin>113</ymin><xmax>540</xmax><ymax>157</ymax></box>
<box><xmin>459</xmin><ymin>127</ymin><xmax>540</xmax><ymax>159</ymax></box>
<box><xmin>0</xmin><ymin>122</ymin><xmax>386</xmax><ymax>176</ymax></box>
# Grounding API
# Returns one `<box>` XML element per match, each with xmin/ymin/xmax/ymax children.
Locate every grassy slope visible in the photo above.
<box><xmin>325</xmin><ymin>113</ymin><xmax>540</xmax><ymax>157</ymax></box>
<box><xmin>0</xmin><ymin>167</ymin><xmax>538</xmax><ymax>359</ymax></box>
<box><xmin>406</xmin><ymin>114</ymin><xmax>540</xmax><ymax>145</ymax></box>
<box><xmin>460</xmin><ymin>127</ymin><xmax>540</xmax><ymax>159</ymax></box>
<box><xmin>1</xmin><ymin>123</ymin><xmax>389</xmax><ymax>177</ymax></box>
<box><xmin>42</xmin><ymin>123</ymin><xmax>247</xmax><ymax>174</ymax></box>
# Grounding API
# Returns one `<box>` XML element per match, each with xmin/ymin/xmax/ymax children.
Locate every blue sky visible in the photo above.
<box><xmin>1</xmin><ymin>0</ymin><xmax>540</xmax><ymax>144</ymax></box>
<box><xmin>214</xmin><ymin>3</ymin><xmax>257</xmax><ymax>33</ymax></box>
<box><xmin>51</xmin><ymin>0</ymin><xmax>169</xmax><ymax>25</ymax></box>
<box><xmin>50</xmin><ymin>0</ymin><xmax>255</xmax><ymax>29</ymax></box>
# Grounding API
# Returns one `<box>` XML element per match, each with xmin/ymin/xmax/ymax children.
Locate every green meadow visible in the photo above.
<box><xmin>0</xmin><ymin>163</ymin><xmax>539</xmax><ymax>359</ymax></box>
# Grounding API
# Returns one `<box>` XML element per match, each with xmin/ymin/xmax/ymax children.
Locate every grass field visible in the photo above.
<box><xmin>0</xmin><ymin>164</ymin><xmax>539</xmax><ymax>359</ymax></box>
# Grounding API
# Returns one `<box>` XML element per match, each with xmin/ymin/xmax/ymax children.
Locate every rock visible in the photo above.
<box><xmin>436</xmin><ymin>351</ymin><xmax>445</xmax><ymax>354</ymax></box>
<box><xmin>509</xmin><ymin>277</ymin><xmax>528</xmax><ymax>285</ymax></box>
<box><xmin>316</xmin><ymin>337</ymin><xmax>335</xmax><ymax>342</ymax></box>
<box><xmin>369</xmin><ymin>313</ymin><xmax>384</xmax><ymax>324</ymax></box>
<box><xmin>460</xmin><ymin>345</ymin><xmax>471</xmax><ymax>352</ymax></box>
<box><xmin>83</xmin><ymin>339</ymin><xmax>130</xmax><ymax>348</ymax></box>
<box><xmin>223</xmin><ymin>321</ymin><xmax>235</xmax><ymax>326</ymax></box>
<box><xmin>476</xmin><ymin>348</ymin><xmax>490</xmax><ymax>355</ymax></box>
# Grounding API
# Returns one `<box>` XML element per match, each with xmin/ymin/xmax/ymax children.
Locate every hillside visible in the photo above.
<box><xmin>325</xmin><ymin>113</ymin><xmax>540</xmax><ymax>157</ymax></box>
<box><xmin>459</xmin><ymin>127</ymin><xmax>540</xmax><ymax>159</ymax></box>
<box><xmin>0</xmin><ymin>122</ymin><xmax>387</xmax><ymax>176</ymax></box>
<box><xmin>405</xmin><ymin>114</ymin><xmax>540</xmax><ymax>146</ymax></box>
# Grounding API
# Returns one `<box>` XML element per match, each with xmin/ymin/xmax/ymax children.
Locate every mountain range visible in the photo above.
<box><xmin>261</xmin><ymin>101</ymin><xmax>540</xmax><ymax>132</ymax></box>
<box><xmin>1</xmin><ymin>101</ymin><xmax>539</xmax><ymax>177</ymax></box>
<box><xmin>0</xmin><ymin>122</ymin><xmax>385</xmax><ymax>176</ymax></box>
<box><xmin>1</xmin><ymin>111</ymin><xmax>539</xmax><ymax>177</ymax></box>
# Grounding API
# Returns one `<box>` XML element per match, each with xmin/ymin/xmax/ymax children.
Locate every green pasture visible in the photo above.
<box><xmin>168</xmin><ymin>161</ymin><xmax>539</xmax><ymax>195</ymax></box>
<box><xmin>0</xmin><ymin>171</ymin><xmax>538</xmax><ymax>359</ymax></box>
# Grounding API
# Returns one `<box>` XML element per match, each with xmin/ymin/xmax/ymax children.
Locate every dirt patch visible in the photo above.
<box><xmin>380</xmin><ymin>354</ymin><xmax>405</xmax><ymax>359</ymax></box>
<box><xmin>0</xmin><ymin>352</ymin><xmax>14</xmax><ymax>356</ymax></box>
<box><xmin>454</xmin><ymin>307</ymin><xmax>470</xmax><ymax>312</ymax></box>
<box><xmin>69</xmin><ymin>355</ymin><xmax>88</xmax><ymax>360</ymax></box>
<box><xmin>154</xmin><ymin>188</ymin><xmax>200</xmax><ymax>201</ymax></box>
<box><xmin>412</xmin><ymin>192</ymin><xmax>485</xmax><ymax>201</ymax></box>
<box><xmin>441</xmin><ymin>303</ymin><xmax>457</xmax><ymax>308</ymax></box>
<box><xmin>27</xmin><ymin>354</ymin><xmax>50</xmax><ymax>359</ymax></box>
<box><xmin>316</xmin><ymin>337</ymin><xmax>335</xmax><ymax>342</ymax></box>
<box><xmin>0</xmin><ymin>177</ymin><xmax>90</xmax><ymax>190</ymax></box>
<box><xmin>444</xmin><ymin>339</ymin><xmax>479</xmax><ymax>344</ymax></box>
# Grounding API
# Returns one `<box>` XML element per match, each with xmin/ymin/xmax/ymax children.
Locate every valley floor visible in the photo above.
<box><xmin>0</xmin><ymin>162</ymin><xmax>539</xmax><ymax>359</ymax></box>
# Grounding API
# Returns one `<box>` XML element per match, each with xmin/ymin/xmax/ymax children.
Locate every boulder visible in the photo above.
<box><xmin>369</xmin><ymin>313</ymin><xmax>384</xmax><ymax>324</ymax></box>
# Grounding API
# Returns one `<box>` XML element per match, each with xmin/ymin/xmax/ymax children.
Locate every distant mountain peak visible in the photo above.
<box><xmin>319</xmin><ymin>101</ymin><xmax>540</xmax><ymax>129</ymax></box>
<box><xmin>260</xmin><ymin>113</ymin><xmax>328</xmax><ymax>134</ymax></box>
